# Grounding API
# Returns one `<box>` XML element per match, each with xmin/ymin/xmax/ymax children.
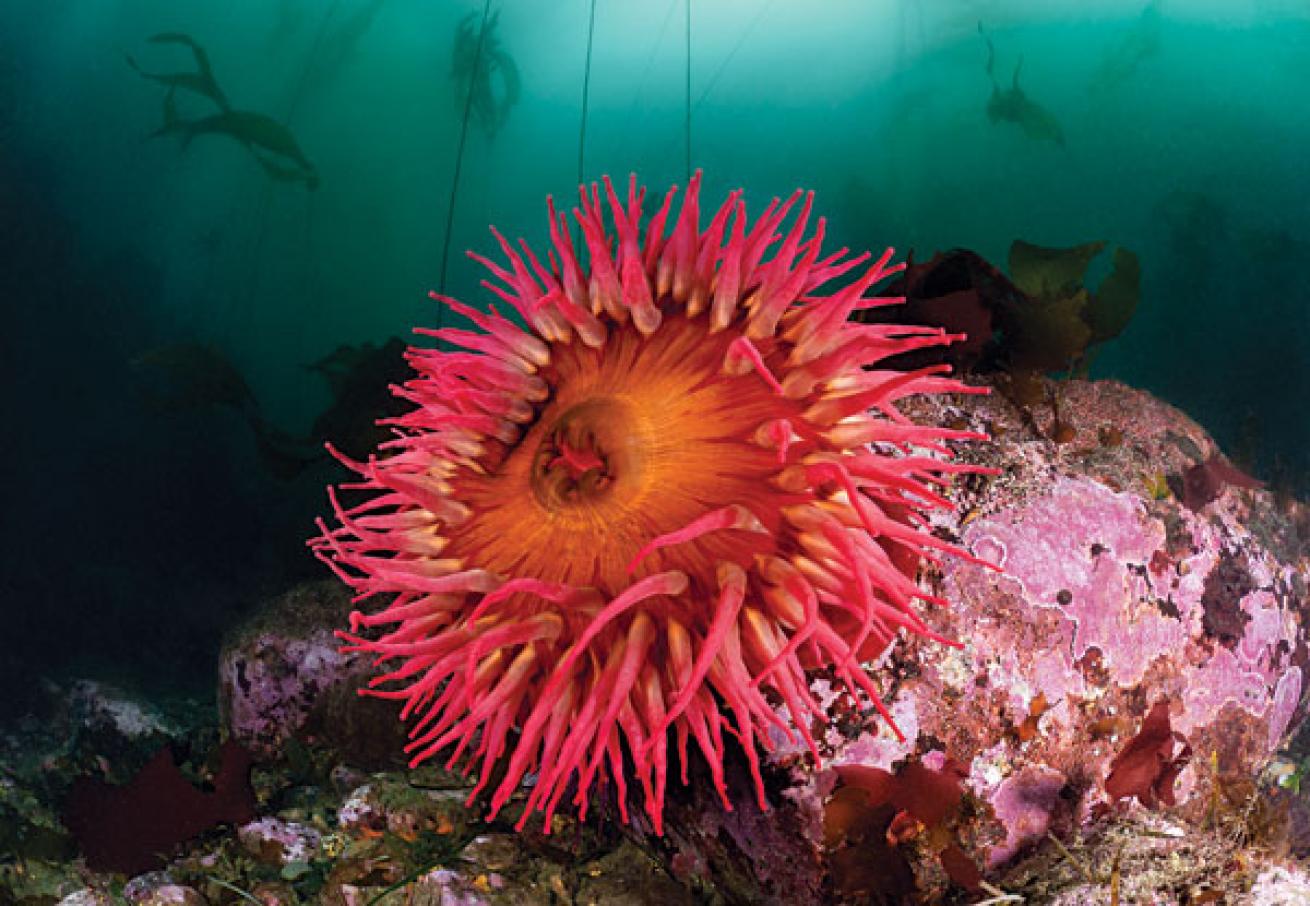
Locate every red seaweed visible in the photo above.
<box><xmin>62</xmin><ymin>740</ymin><xmax>256</xmax><ymax>875</ymax></box>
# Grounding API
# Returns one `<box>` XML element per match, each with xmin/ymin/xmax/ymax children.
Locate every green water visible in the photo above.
<box><xmin>2</xmin><ymin>0</ymin><xmax>1307</xmax><ymax>691</ymax></box>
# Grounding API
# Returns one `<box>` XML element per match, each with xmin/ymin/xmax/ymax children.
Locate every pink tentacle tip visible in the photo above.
<box><xmin>724</xmin><ymin>336</ymin><xmax>784</xmax><ymax>394</ymax></box>
<box><xmin>626</xmin><ymin>505</ymin><xmax>766</xmax><ymax>575</ymax></box>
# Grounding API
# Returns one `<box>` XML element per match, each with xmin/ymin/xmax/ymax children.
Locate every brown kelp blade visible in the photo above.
<box><xmin>1008</xmin><ymin>239</ymin><xmax>1106</xmax><ymax>299</ymax></box>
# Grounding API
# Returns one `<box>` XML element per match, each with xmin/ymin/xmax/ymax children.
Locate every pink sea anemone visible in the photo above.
<box><xmin>313</xmin><ymin>172</ymin><xmax>987</xmax><ymax>834</ymax></box>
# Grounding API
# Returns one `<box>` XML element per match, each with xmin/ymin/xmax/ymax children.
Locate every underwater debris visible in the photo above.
<box><xmin>450</xmin><ymin>9</ymin><xmax>521</xmax><ymax>140</ymax></box>
<box><xmin>312</xmin><ymin>173</ymin><xmax>990</xmax><ymax>836</ymax></box>
<box><xmin>978</xmin><ymin>22</ymin><xmax>1065</xmax><ymax>146</ymax></box>
<box><xmin>62</xmin><ymin>740</ymin><xmax>256</xmax><ymax>875</ymax></box>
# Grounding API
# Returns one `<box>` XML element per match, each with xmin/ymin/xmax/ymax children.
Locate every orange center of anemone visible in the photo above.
<box><xmin>447</xmin><ymin>315</ymin><xmax>794</xmax><ymax>598</ymax></box>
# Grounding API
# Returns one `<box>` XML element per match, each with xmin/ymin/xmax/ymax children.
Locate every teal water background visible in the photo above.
<box><xmin>2</xmin><ymin>0</ymin><xmax>1307</xmax><ymax>694</ymax></box>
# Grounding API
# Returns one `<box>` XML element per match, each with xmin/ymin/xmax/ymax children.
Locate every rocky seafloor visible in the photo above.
<box><xmin>6</xmin><ymin>377</ymin><xmax>1310</xmax><ymax>905</ymax></box>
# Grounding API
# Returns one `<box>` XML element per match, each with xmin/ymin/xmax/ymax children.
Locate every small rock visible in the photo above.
<box><xmin>1250</xmin><ymin>866</ymin><xmax>1310</xmax><ymax>904</ymax></box>
<box><xmin>575</xmin><ymin>841</ymin><xmax>698</xmax><ymax>906</ymax></box>
<box><xmin>123</xmin><ymin>871</ymin><xmax>176</xmax><ymax>901</ymax></box>
<box><xmin>329</xmin><ymin>763</ymin><xmax>368</xmax><ymax>797</ymax></box>
<box><xmin>461</xmin><ymin>834</ymin><xmax>523</xmax><ymax>872</ymax></box>
<box><xmin>237</xmin><ymin>816</ymin><xmax>323</xmax><ymax>865</ymax></box>
<box><xmin>70</xmin><ymin>681</ymin><xmax>176</xmax><ymax>744</ymax></box>
<box><xmin>56</xmin><ymin>891</ymin><xmax>116</xmax><ymax>906</ymax></box>
<box><xmin>337</xmin><ymin>783</ymin><xmax>384</xmax><ymax>836</ymax></box>
<box><xmin>247</xmin><ymin>881</ymin><xmax>298</xmax><ymax>906</ymax></box>
<box><xmin>139</xmin><ymin>885</ymin><xmax>208</xmax><ymax>906</ymax></box>
<box><xmin>337</xmin><ymin>778</ymin><xmax>472</xmax><ymax>841</ymax></box>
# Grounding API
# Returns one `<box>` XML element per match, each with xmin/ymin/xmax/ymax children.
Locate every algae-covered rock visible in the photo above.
<box><xmin>624</xmin><ymin>378</ymin><xmax>1310</xmax><ymax>904</ymax></box>
<box><xmin>218</xmin><ymin>580</ymin><xmax>407</xmax><ymax>765</ymax></box>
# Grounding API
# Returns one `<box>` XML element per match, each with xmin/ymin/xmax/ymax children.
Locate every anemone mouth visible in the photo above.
<box><xmin>530</xmin><ymin>396</ymin><xmax>628</xmax><ymax>506</ymax></box>
<box><xmin>314</xmin><ymin>172</ymin><xmax>991</xmax><ymax>836</ymax></box>
<box><xmin>451</xmin><ymin>316</ymin><xmax>792</xmax><ymax>598</ymax></box>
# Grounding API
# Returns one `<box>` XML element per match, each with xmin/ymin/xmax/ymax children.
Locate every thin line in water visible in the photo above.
<box><xmin>684</xmin><ymin>0</ymin><xmax>692</xmax><ymax>181</ymax></box>
<box><xmin>578</xmin><ymin>0</ymin><xmax>598</xmax><ymax>186</ymax></box>
<box><xmin>438</xmin><ymin>0</ymin><xmax>494</xmax><ymax>312</ymax></box>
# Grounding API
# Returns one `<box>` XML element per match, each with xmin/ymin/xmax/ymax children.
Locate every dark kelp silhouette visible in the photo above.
<box><xmin>865</xmin><ymin>240</ymin><xmax>1139</xmax><ymax>375</ymax></box>
<box><xmin>129</xmin><ymin>33</ymin><xmax>318</xmax><ymax>189</ymax></box>
<box><xmin>1236</xmin><ymin>224</ymin><xmax>1310</xmax><ymax>268</ymax></box>
<box><xmin>1150</xmin><ymin>189</ymin><xmax>1227</xmax><ymax>287</ymax></box>
<box><xmin>857</xmin><ymin>238</ymin><xmax>1141</xmax><ymax>440</ymax></box>
<box><xmin>319</xmin><ymin>0</ymin><xmax>387</xmax><ymax>72</ymax></box>
<box><xmin>152</xmin><ymin>86</ymin><xmax>320</xmax><ymax>190</ymax></box>
<box><xmin>267</xmin><ymin>0</ymin><xmax>308</xmax><ymax>49</ymax></box>
<box><xmin>978</xmin><ymin>22</ymin><xmax>1065</xmax><ymax>146</ymax></box>
<box><xmin>132</xmin><ymin>338</ymin><xmax>409</xmax><ymax>480</ymax></box>
<box><xmin>125</xmin><ymin>32</ymin><xmax>230</xmax><ymax>112</ymax></box>
<box><xmin>451</xmin><ymin>10</ymin><xmax>521</xmax><ymax>140</ymax></box>
<box><xmin>1090</xmin><ymin>0</ymin><xmax>1163</xmax><ymax>96</ymax></box>
<box><xmin>131</xmin><ymin>341</ymin><xmax>259</xmax><ymax>416</ymax></box>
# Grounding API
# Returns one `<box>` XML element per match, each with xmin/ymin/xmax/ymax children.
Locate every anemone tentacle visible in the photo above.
<box><xmin>313</xmin><ymin>172</ymin><xmax>988</xmax><ymax>834</ymax></box>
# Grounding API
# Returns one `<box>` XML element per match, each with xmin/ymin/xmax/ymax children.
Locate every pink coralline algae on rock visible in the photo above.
<box><xmin>628</xmin><ymin>378</ymin><xmax>1310</xmax><ymax>904</ymax></box>
<box><xmin>218</xmin><ymin>581</ymin><xmax>406</xmax><ymax>765</ymax></box>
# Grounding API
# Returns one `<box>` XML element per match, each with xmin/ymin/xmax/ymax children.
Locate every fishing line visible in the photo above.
<box><xmin>645</xmin><ymin>0</ymin><xmax>774</xmax><ymax>171</ymax></box>
<box><xmin>578</xmin><ymin>0</ymin><xmax>598</xmax><ymax>186</ymax></box>
<box><xmin>437</xmin><ymin>0</ymin><xmax>494</xmax><ymax>315</ymax></box>
<box><xmin>618</xmin><ymin>0</ymin><xmax>679</xmax><ymax>150</ymax></box>
<box><xmin>684</xmin><ymin>0</ymin><xmax>691</xmax><ymax>182</ymax></box>
<box><xmin>695</xmin><ymin>0</ymin><xmax>775</xmax><ymax>109</ymax></box>
<box><xmin>242</xmin><ymin>0</ymin><xmax>341</xmax><ymax>334</ymax></box>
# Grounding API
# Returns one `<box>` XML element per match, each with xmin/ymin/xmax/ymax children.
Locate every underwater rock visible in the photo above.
<box><xmin>336</xmin><ymin>775</ymin><xmax>475</xmax><ymax>841</ymax></box>
<box><xmin>121</xmin><ymin>872</ymin><xmax>208</xmax><ymax>905</ymax></box>
<box><xmin>56</xmin><ymin>892</ymin><xmax>117</xmax><ymax>906</ymax></box>
<box><xmin>236</xmin><ymin>816</ymin><xmax>323</xmax><ymax>866</ymax></box>
<box><xmin>58</xmin><ymin>680</ymin><xmax>194</xmax><ymax>783</ymax></box>
<box><xmin>139</xmin><ymin>887</ymin><xmax>208</xmax><ymax>906</ymax></box>
<box><xmin>218</xmin><ymin>580</ymin><xmax>407</xmax><ymax>766</ymax></box>
<box><xmin>323</xmin><ymin>773</ymin><xmax>684</xmax><ymax>904</ymax></box>
<box><xmin>68</xmin><ymin>680</ymin><xmax>178</xmax><ymax>742</ymax></box>
<box><xmin>628</xmin><ymin>377</ymin><xmax>1309</xmax><ymax>903</ymax></box>
<box><xmin>1250</xmin><ymin>866</ymin><xmax>1310</xmax><ymax>901</ymax></box>
<box><xmin>572</xmin><ymin>842</ymin><xmax>701</xmax><ymax>906</ymax></box>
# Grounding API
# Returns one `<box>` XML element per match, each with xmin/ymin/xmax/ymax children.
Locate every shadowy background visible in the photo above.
<box><xmin>2</xmin><ymin>0</ymin><xmax>1307</xmax><ymax>710</ymax></box>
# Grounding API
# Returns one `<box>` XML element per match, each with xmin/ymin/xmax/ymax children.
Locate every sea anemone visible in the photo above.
<box><xmin>313</xmin><ymin>172</ymin><xmax>987</xmax><ymax>834</ymax></box>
